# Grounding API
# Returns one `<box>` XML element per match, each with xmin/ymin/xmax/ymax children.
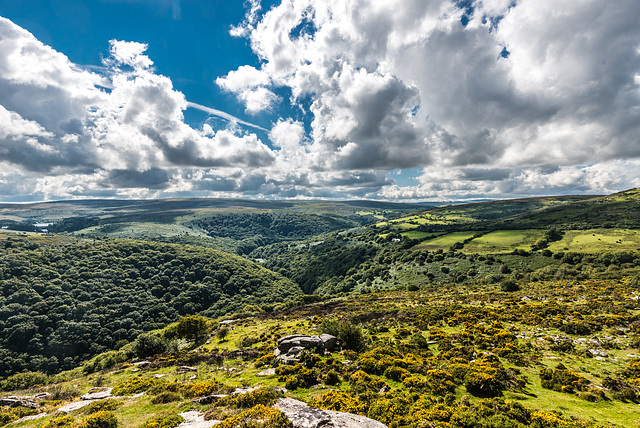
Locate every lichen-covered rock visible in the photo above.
<box><xmin>274</xmin><ymin>397</ymin><xmax>387</xmax><ymax>428</ymax></box>
<box><xmin>277</xmin><ymin>334</ymin><xmax>338</xmax><ymax>354</ymax></box>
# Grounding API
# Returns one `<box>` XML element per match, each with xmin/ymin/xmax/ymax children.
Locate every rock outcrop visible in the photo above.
<box><xmin>275</xmin><ymin>397</ymin><xmax>387</xmax><ymax>428</ymax></box>
<box><xmin>275</xmin><ymin>334</ymin><xmax>338</xmax><ymax>364</ymax></box>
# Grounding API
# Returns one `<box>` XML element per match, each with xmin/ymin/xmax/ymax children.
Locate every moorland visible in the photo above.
<box><xmin>1</xmin><ymin>189</ymin><xmax>640</xmax><ymax>427</ymax></box>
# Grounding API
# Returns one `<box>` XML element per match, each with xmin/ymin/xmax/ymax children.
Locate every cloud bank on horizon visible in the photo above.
<box><xmin>0</xmin><ymin>0</ymin><xmax>639</xmax><ymax>202</ymax></box>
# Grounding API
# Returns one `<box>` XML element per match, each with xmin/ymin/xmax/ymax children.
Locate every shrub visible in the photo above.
<box><xmin>78</xmin><ymin>411</ymin><xmax>118</xmax><ymax>428</ymax></box>
<box><xmin>111</xmin><ymin>377</ymin><xmax>161</xmax><ymax>395</ymax></box>
<box><xmin>1</xmin><ymin>371</ymin><xmax>48</xmax><ymax>391</ymax></box>
<box><xmin>312</xmin><ymin>390</ymin><xmax>367</xmax><ymax>415</ymax></box>
<box><xmin>132</xmin><ymin>333</ymin><xmax>172</xmax><ymax>358</ymax></box>
<box><xmin>84</xmin><ymin>399</ymin><xmax>122</xmax><ymax>414</ymax></box>
<box><xmin>425</xmin><ymin>369</ymin><xmax>456</xmax><ymax>396</ymax></box>
<box><xmin>500</xmin><ymin>279</ymin><xmax>520</xmax><ymax>292</ymax></box>
<box><xmin>323</xmin><ymin>370</ymin><xmax>341</xmax><ymax>386</ymax></box>
<box><xmin>181</xmin><ymin>380</ymin><xmax>229</xmax><ymax>398</ymax></box>
<box><xmin>349</xmin><ymin>370</ymin><xmax>387</xmax><ymax>394</ymax></box>
<box><xmin>539</xmin><ymin>363</ymin><xmax>590</xmax><ymax>393</ymax></box>
<box><xmin>139</xmin><ymin>413</ymin><xmax>184</xmax><ymax>428</ymax></box>
<box><xmin>151</xmin><ymin>391</ymin><xmax>181</xmax><ymax>404</ymax></box>
<box><xmin>215</xmin><ymin>405</ymin><xmax>293</xmax><ymax>428</ymax></box>
<box><xmin>220</xmin><ymin>387</ymin><xmax>284</xmax><ymax>408</ymax></box>
<box><xmin>320</xmin><ymin>319</ymin><xmax>366</xmax><ymax>351</ymax></box>
<box><xmin>41</xmin><ymin>415</ymin><xmax>76</xmax><ymax>428</ymax></box>
<box><xmin>383</xmin><ymin>365</ymin><xmax>411</xmax><ymax>382</ymax></box>
<box><xmin>0</xmin><ymin>412</ymin><xmax>18</xmax><ymax>426</ymax></box>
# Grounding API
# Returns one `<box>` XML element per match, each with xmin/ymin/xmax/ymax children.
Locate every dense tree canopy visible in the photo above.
<box><xmin>0</xmin><ymin>236</ymin><xmax>301</xmax><ymax>377</ymax></box>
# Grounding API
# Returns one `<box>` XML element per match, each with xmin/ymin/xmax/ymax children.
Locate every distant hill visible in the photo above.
<box><xmin>0</xmin><ymin>198</ymin><xmax>436</xmax><ymax>253</ymax></box>
<box><xmin>495</xmin><ymin>188</ymin><xmax>640</xmax><ymax>230</ymax></box>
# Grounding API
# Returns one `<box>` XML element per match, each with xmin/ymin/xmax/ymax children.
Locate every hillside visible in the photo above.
<box><xmin>0</xmin><ymin>234</ymin><xmax>302</xmax><ymax>378</ymax></box>
<box><xmin>0</xmin><ymin>198</ymin><xmax>435</xmax><ymax>254</ymax></box>
<box><xmin>1</xmin><ymin>276</ymin><xmax>639</xmax><ymax>427</ymax></box>
<box><xmin>1</xmin><ymin>190</ymin><xmax>640</xmax><ymax>427</ymax></box>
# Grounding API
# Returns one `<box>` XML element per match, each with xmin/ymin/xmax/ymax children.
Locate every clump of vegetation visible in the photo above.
<box><xmin>139</xmin><ymin>413</ymin><xmax>184</xmax><ymax>428</ymax></box>
<box><xmin>150</xmin><ymin>391</ymin><xmax>182</xmax><ymax>404</ymax></box>
<box><xmin>539</xmin><ymin>363</ymin><xmax>591</xmax><ymax>393</ymax></box>
<box><xmin>0</xmin><ymin>371</ymin><xmax>48</xmax><ymax>391</ymax></box>
<box><xmin>83</xmin><ymin>399</ymin><xmax>122</xmax><ymax>414</ymax></box>
<box><xmin>41</xmin><ymin>415</ymin><xmax>76</xmax><ymax>428</ymax></box>
<box><xmin>77</xmin><ymin>411</ymin><xmax>118</xmax><ymax>428</ymax></box>
<box><xmin>215</xmin><ymin>405</ymin><xmax>293</xmax><ymax>428</ymax></box>
<box><xmin>111</xmin><ymin>377</ymin><xmax>161</xmax><ymax>395</ymax></box>
<box><xmin>320</xmin><ymin>319</ymin><xmax>366</xmax><ymax>351</ymax></box>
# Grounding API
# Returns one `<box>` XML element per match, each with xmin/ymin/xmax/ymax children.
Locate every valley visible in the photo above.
<box><xmin>1</xmin><ymin>190</ymin><xmax>640</xmax><ymax>427</ymax></box>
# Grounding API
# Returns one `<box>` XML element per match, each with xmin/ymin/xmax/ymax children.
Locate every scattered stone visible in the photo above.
<box><xmin>277</xmin><ymin>335</ymin><xmax>324</xmax><ymax>354</ymax></box>
<box><xmin>192</xmin><ymin>394</ymin><xmax>228</xmax><ymax>405</ymax></box>
<box><xmin>379</xmin><ymin>385</ymin><xmax>391</xmax><ymax>394</ymax></box>
<box><xmin>132</xmin><ymin>393</ymin><xmax>145</xmax><ymax>398</ymax></box>
<box><xmin>32</xmin><ymin>392</ymin><xmax>52</xmax><ymax>400</ymax></box>
<box><xmin>58</xmin><ymin>401</ymin><xmax>92</xmax><ymax>413</ymax></box>
<box><xmin>219</xmin><ymin>319</ymin><xmax>240</xmax><ymax>325</ymax></box>
<box><xmin>153</xmin><ymin>374</ymin><xmax>167</xmax><ymax>378</ymax></box>
<box><xmin>178</xmin><ymin>411</ymin><xmax>220</xmax><ymax>428</ymax></box>
<box><xmin>228</xmin><ymin>349</ymin><xmax>258</xmax><ymax>359</ymax></box>
<box><xmin>133</xmin><ymin>361</ymin><xmax>151</xmax><ymax>367</ymax></box>
<box><xmin>0</xmin><ymin>398</ymin><xmax>38</xmax><ymax>409</ymax></box>
<box><xmin>257</xmin><ymin>368</ymin><xmax>276</xmax><ymax>377</ymax></box>
<box><xmin>589</xmin><ymin>349</ymin><xmax>608</xmax><ymax>358</ymax></box>
<box><xmin>15</xmin><ymin>412</ymin><xmax>48</xmax><ymax>422</ymax></box>
<box><xmin>81</xmin><ymin>388</ymin><xmax>112</xmax><ymax>400</ymax></box>
<box><xmin>275</xmin><ymin>397</ymin><xmax>387</xmax><ymax>428</ymax></box>
<box><xmin>177</xmin><ymin>366</ymin><xmax>198</xmax><ymax>374</ymax></box>
<box><xmin>319</xmin><ymin>334</ymin><xmax>338</xmax><ymax>350</ymax></box>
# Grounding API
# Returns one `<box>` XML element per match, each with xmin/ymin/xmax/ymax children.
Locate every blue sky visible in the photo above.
<box><xmin>0</xmin><ymin>0</ymin><xmax>638</xmax><ymax>202</ymax></box>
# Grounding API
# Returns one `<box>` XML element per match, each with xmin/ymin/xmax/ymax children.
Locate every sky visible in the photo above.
<box><xmin>0</xmin><ymin>0</ymin><xmax>639</xmax><ymax>202</ymax></box>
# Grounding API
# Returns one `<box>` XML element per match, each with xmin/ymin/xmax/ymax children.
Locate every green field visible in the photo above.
<box><xmin>463</xmin><ymin>230</ymin><xmax>545</xmax><ymax>253</ymax></box>
<box><xmin>400</xmin><ymin>230</ymin><xmax>435</xmax><ymax>240</ymax></box>
<box><xmin>412</xmin><ymin>231</ymin><xmax>479</xmax><ymax>251</ymax></box>
<box><xmin>548</xmin><ymin>229</ymin><xmax>640</xmax><ymax>253</ymax></box>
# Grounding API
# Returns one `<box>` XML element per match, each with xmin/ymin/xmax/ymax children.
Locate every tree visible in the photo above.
<box><xmin>176</xmin><ymin>315</ymin><xmax>209</xmax><ymax>342</ymax></box>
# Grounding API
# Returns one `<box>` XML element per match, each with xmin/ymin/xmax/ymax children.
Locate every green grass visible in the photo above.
<box><xmin>412</xmin><ymin>231</ymin><xmax>479</xmax><ymax>251</ymax></box>
<box><xmin>400</xmin><ymin>230</ymin><xmax>434</xmax><ymax>240</ymax></box>
<box><xmin>548</xmin><ymin>229</ymin><xmax>640</xmax><ymax>253</ymax></box>
<box><xmin>463</xmin><ymin>230</ymin><xmax>544</xmax><ymax>253</ymax></box>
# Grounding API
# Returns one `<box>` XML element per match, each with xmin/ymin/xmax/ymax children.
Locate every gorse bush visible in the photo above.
<box><xmin>83</xmin><ymin>399</ymin><xmax>122</xmax><ymax>414</ymax></box>
<box><xmin>219</xmin><ymin>387</ymin><xmax>284</xmax><ymax>408</ymax></box>
<box><xmin>539</xmin><ymin>363</ymin><xmax>590</xmax><ymax>393</ymax></box>
<box><xmin>77</xmin><ymin>411</ymin><xmax>118</xmax><ymax>428</ymax></box>
<box><xmin>215</xmin><ymin>405</ymin><xmax>293</xmax><ymax>428</ymax></box>
<box><xmin>111</xmin><ymin>377</ymin><xmax>161</xmax><ymax>395</ymax></box>
<box><xmin>41</xmin><ymin>415</ymin><xmax>76</xmax><ymax>428</ymax></box>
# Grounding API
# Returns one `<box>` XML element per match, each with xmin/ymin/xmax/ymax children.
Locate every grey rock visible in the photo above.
<box><xmin>192</xmin><ymin>394</ymin><xmax>228</xmax><ymax>405</ymax></box>
<box><xmin>178</xmin><ymin>411</ymin><xmax>219</xmax><ymax>428</ymax></box>
<box><xmin>57</xmin><ymin>400</ymin><xmax>92</xmax><ymax>413</ymax></box>
<box><xmin>177</xmin><ymin>366</ymin><xmax>199</xmax><ymax>374</ymax></box>
<box><xmin>0</xmin><ymin>398</ymin><xmax>38</xmax><ymax>409</ymax></box>
<box><xmin>257</xmin><ymin>368</ymin><xmax>276</xmax><ymax>376</ymax></box>
<box><xmin>275</xmin><ymin>397</ymin><xmax>387</xmax><ymax>428</ymax></box>
<box><xmin>16</xmin><ymin>412</ymin><xmax>49</xmax><ymax>423</ymax></box>
<box><xmin>319</xmin><ymin>334</ymin><xmax>338</xmax><ymax>350</ymax></box>
<box><xmin>278</xmin><ymin>335</ymin><xmax>324</xmax><ymax>353</ymax></box>
<box><xmin>81</xmin><ymin>388</ymin><xmax>112</xmax><ymax>400</ymax></box>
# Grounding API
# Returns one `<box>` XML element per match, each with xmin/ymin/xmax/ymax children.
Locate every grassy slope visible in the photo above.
<box><xmin>4</xmin><ymin>277</ymin><xmax>640</xmax><ymax>427</ymax></box>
